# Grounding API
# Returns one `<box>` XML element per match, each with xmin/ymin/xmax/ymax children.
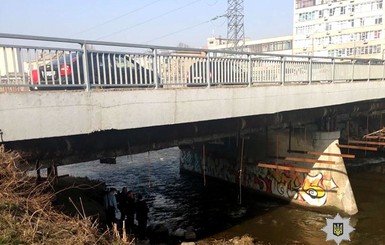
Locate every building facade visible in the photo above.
<box><xmin>293</xmin><ymin>0</ymin><xmax>384</xmax><ymax>58</ymax></box>
<box><xmin>207</xmin><ymin>36</ymin><xmax>293</xmax><ymax>55</ymax></box>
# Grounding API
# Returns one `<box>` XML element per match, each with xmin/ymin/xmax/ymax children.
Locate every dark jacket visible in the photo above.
<box><xmin>135</xmin><ymin>199</ymin><xmax>149</xmax><ymax>222</ymax></box>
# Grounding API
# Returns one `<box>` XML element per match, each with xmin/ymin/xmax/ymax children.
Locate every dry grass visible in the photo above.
<box><xmin>0</xmin><ymin>145</ymin><xmax>123</xmax><ymax>245</ymax></box>
<box><xmin>197</xmin><ymin>235</ymin><xmax>269</xmax><ymax>245</ymax></box>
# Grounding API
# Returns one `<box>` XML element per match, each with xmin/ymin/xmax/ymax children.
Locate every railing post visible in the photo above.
<box><xmin>382</xmin><ymin>61</ymin><xmax>385</xmax><ymax>81</ymax></box>
<box><xmin>206</xmin><ymin>52</ymin><xmax>211</xmax><ymax>88</ymax></box>
<box><xmin>308</xmin><ymin>57</ymin><xmax>313</xmax><ymax>85</ymax></box>
<box><xmin>248</xmin><ymin>55</ymin><xmax>252</xmax><ymax>87</ymax></box>
<box><xmin>153</xmin><ymin>48</ymin><xmax>159</xmax><ymax>89</ymax></box>
<box><xmin>331</xmin><ymin>58</ymin><xmax>335</xmax><ymax>83</ymax></box>
<box><xmin>2</xmin><ymin>47</ymin><xmax>10</xmax><ymax>83</ymax></box>
<box><xmin>81</xmin><ymin>42</ymin><xmax>90</xmax><ymax>91</ymax></box>
<box><xmin>280</xmin><ymin>56</ymin><xmax>286</xmax><ymax>86</ymax></box>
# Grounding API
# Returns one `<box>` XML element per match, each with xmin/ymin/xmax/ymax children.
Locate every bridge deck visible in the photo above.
<box><xmin>1</xmin><ymin>33</ymin><xmax>385</xmax><ymax>143</ymax></box>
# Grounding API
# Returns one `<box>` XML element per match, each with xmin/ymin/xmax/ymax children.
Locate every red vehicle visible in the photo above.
<box><xmin>31</xmin><ymin>52</ymin><xmax>155</xmax><ymax>90</ymax></box>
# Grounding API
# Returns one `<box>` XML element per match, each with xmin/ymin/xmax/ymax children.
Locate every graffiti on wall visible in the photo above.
<box><xmin>298</xmin><ymin>173</ymin><xmax>338</xmax><ymax>206</ymax></box>
<box><xmin>180</xmin><ymin>149</ymin><xmax>339</xmax><ymax>207</ymax></box>
<box><xmin>251</xmin><ymin>169</ymin><xmax>338</xmax><ymax>206</ymax></box>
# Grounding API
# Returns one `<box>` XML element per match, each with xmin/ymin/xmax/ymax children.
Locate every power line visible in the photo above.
<box><xmin>96</xmin><ymin>0</ymin><xmax>202</xmax><ymax>41</ymax></box>
<box><xmin>69</xmin><ymin>0</ymin><xmax>161</xmax><ymax>38</ymax></box>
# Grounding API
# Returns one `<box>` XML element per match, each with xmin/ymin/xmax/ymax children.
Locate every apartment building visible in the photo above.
<box><xmin>293</xmin><ymin>0</ymin><xmax>384</xmax><ymax>58</ymax></box>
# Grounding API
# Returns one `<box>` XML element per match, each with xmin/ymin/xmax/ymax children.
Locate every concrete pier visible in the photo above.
<box><xmin>180</xmin><ymin>130</ymin><xmax>358</xmax><ymax>215</ymax></box>
<box><xmin>309</xmin><ymin>131</ymin><xmax>357</xmax><ymax>214</ymax></box>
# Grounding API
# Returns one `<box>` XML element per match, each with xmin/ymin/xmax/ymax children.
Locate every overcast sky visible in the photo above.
<box><xmin>0</xmin><ymin>0</ymin><xmax>294</xmax><ymax>48</ymax></box>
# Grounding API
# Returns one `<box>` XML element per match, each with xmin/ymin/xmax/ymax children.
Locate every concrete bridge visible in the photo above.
<box><xmin>2</xmin><ymin>33</ymin><xmax>385</xmax><ymax>215</ymax></box>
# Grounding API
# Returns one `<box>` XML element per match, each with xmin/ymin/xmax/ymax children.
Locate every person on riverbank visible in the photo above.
<box><xmin>135</xmin><ymin>193</ymin><xmax>149</xmax><ymax>240</ymax></box>
<box><xmin>117</xmin><ymin>187</ymin><xmax>128</xmax><ymax>222</ymax></box>
<box><xmin>103</xmin><ymin>187</ymin><xmax>118</xmax><ymax>228</ymax></box>
<box><xmin>125</xmin><ymin>191</ymin><xmax>136</xmax><ymax>234</ymax></box>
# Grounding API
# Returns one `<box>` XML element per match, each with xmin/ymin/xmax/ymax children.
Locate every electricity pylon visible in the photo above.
<box><xmin>227</xmin><ymin>0</ymin><xmax>245</xmax><ymax>52</ymax></box>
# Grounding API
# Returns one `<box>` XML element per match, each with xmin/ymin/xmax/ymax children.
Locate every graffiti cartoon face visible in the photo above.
<box><xmin>300</xmin><ymin>173</ymin><xmax>327</xmax><ymax>206</ymax></box>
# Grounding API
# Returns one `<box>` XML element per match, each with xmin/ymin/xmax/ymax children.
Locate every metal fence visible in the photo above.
<box><xmin>1</xmin><ymin>33</ymin><xmax>385</xmax><ymax>92</ymax></box>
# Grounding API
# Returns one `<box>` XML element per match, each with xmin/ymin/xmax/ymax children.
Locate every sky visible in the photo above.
<box><xmin>0</xmin><ymin>0</ymin><xmax>294</xmax><ymax>48</ymax></box>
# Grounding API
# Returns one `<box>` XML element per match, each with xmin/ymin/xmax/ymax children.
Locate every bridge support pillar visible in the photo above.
<box><xmin>309</xmin><ymin>131</ymin><xmax>358</xmax><ymax>215</ymax></box>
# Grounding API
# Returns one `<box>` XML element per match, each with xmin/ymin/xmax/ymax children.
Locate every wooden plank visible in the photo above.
<box><xmin>257</xmin><ymin>163</ymin><xmax>310</xmax><ymax>173</ymax></box>
<box><xmin>363</xmin><ymin>135</ymin><xmax>385</xmax><ymax>139</ymax></box>
<box><xmin>289</xmin><ymin>150</ymin><xmax>354</xmax><ymax>159</ymax></box>
<box><xmin>337</xmin><ymin>144</ymin><xmax>377</xmax><ymax>151</ymax></box>
<box><xmin>306</xmin><ymin>151</ymin><xmax>355</xmax><ymax>159</ymax></box>
<box><xmin>363</xmin><ymin>127</ymin><xmax>385</xmax><ymax>138</ymax></box>
<box><xmin>284</xmin><ymin>157</ymin><xmax>335</xmax><ymax>164</ymax></box>
<box><xmin>348</xmin><ymin>139</ymin><xmax>385</xmax><ymax>146</ymax></box>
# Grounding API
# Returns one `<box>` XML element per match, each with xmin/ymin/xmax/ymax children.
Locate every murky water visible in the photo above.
<box><xmin>59</xmin><ymin>148</ymin><xmax>385</xmax><ymax>244</ymax></box>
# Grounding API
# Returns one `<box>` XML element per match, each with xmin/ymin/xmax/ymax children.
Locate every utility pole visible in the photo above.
<box><xmin>227</xmin><ymin>0</ymin><xmax>245</xmax><ymax>52</ymax></box>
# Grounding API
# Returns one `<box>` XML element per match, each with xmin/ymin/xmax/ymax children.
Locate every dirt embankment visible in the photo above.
<box><xmin>0</xmin><ymin>145</ymin><xmax>118</xmax><ymax>245</ymax></box>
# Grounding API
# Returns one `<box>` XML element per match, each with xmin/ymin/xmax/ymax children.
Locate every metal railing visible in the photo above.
<box><xmin>1</xmin><ymin>33</ymin><xmax>385</xmax><ymax>92</ymax></box>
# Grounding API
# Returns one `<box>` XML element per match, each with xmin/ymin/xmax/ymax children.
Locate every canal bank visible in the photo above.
<box><xmin>52</xmin><ymin>172</ymin><xmax>272</xmax><ymax>244</ymax></box>
<box><xmin>0</xmin><ymin>145</ymin><xmax>116</xmax><ymax>245</ymax></box>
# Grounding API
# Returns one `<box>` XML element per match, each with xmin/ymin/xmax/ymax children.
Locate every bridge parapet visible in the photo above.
<box><xmin>1</xmin><ymin>33</ymin><xmax>384</xmax><ymax>91</ymax></box>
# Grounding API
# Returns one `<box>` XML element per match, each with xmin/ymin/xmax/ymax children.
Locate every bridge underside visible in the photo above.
<box><xmin>5</xmin><ymin>98</ymin><xmax>385</xmax><ymax>168</ymax></box>
<box><xmin>5</xmin><ymin>98</ymin><xmax>385</xmax><ymax>215</ymax></box>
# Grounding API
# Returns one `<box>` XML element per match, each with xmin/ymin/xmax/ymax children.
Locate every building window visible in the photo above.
<box><xmin>326</xmin><ymin>23</ymin><xmax>332</xmax><ymax>31</ymax></box>
<box><xmin>340</xmin><ymin>6</ymin><xmax>346</xmax><ymax>15</ymax></box>
<box><xmin>329</xmin><ymin>8</ymin><xmax>335</xmax><ymax>16</ymax></box>
<box><xmin>360</xmin><ymin>32</ymin><xmax>367</xmax><ymax>41</ymax></box>
<box><xmin>296</xmin><ymin>0</ymin><xmax>316</xmax><ymax>9</ymax></box>
<box><xmin>360</xmin><ymin>18</ymin><xmax>365</xmax><ymax>26</ymax></box>
<box><xmin>374</xmin><ymin>30</ymin><xmax>382</xmax><ymax>39</ymax></box>
<box><xmin>319</xmin><ymin>10</ymin><xmax>324</xmax><ymax>18</ymax></box>
<box><xmin>376</xmin><ymin>45</ymin><xmax>381</xmax><ymax>53</ymax></box>
<box><xmin>348</xmin><ymin>5</ymin><xmax>355</xmax><ymax>14</ymax></box>
<box><xmin>372</xmin><ymin>0</ymin><xmax>383</xmax><ymax>10</ymax></box>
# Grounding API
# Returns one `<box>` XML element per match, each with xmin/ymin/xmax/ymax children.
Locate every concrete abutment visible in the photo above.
<box><xmin>180</xmin><ymin>129</ymin><xmax>358</xmax><ymax>215</ymax></box>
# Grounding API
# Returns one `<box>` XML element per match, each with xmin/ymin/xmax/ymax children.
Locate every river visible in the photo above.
<box><xmin>58</xmin><ymin>147</ymin><xmax>385</xmax><ymax>245</ymax></box>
